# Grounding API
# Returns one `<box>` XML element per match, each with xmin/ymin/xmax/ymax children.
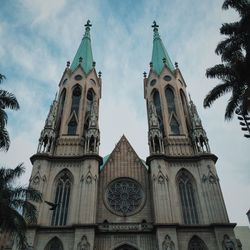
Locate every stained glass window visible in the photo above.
<box><xmin>178</xmin><ymin>172</ymin><xmax>199</xmax><ymax>224</ymax></box>
<box><xmin>67</xmin><ymin>116</ymin><xmax>77</xmax><ymax>135</ymax></box>
<box><xmin>51</xmin><ymin>172</ymin><xmax>71</xmax><ymax>226</ymax></box>
<box><xmin>71</xmin><ymin>86</ymin><xmax>81</xmax><ymax>115</ymax></box>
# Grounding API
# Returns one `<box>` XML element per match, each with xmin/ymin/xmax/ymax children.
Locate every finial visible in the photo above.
<box><xmin>162</xmin><ymin>58</ymin><xmax>166</xmax><ymax>64</ymax></box>
<box><xmin>79</xmin><ymin>57</ymin><xmax>83</xmax><ymax>63</ymax></box>
<box><xmin>98</xmin><ymin>71</ymin><xmax>102</xmax><ymax>78</ymax></box>
<box><xmin>84</xmin><ymin>20</ymin><xmax>92</xmax><ymax>31</ymax></box>
<box><xmin>151</xmin><ymin>21</ymin><xmax>159</xmax><ymax>31</ymax></box>
<box><xmin>150</xmin><ymin>62</ymin><xmax>153</xmax><ymax>68</ymax></box>
<box><xmin>143</xmin><ymin>72</ymin><xmax>147</xmax><ymax>78</ymax></box>
<box><xmin>92</xmin><ymin>61</ymin><xmax>96</xmax><ymax>67</ymax></box>
<box><xmin>175</xmin><ymin>62</ymin><xmax>178</xmax><ymax>68</ymax></box>
<box><xmin>66</xmin><ymin>61</ymin><xmax>70</xmax><ymax>67</ymax></box>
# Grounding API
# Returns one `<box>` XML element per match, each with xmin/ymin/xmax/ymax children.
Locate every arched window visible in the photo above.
<box><xmin>86</xmin><ymin>88</ymin><xmax>95</xmax><ymax>112</ymax></box>
<box><xmin>153</xmin><ymin>90</ymin><xmax>164</xmax><ymax>134</ymax></box>
<box><xmin>71</xmin><ymin>85</ymin><xmax>81</xmax><ymax>115</ymax></box>
<box><xmin>170</xmin><ymin>116</ymin><xmax>180</xmax><ymax>134</ymax></box>
<box><xmin>178</xmin><ymin>171</ymin><xmax>199</xmax><ymax>224</ymax></box>
<box><xmin>188</xmin><ymin>236</ymin><xmax>208</xmax><ymax>250</ymax></box>
<box><xmin>165</xmin><ymin>87</ymin><xmax>176</xmax><ymax>114</ymax></box>
<box><xmin>165</xmin><ymin>87</ymin><xmax>180</xmax><ymax>134</ymax></box>
<box><xmin>115</xmin><ymin>244</ymin><xmax>138</xmax><ymax>250</ymax></box>
<box><xmin>57</xmin><ymin>89</ymin><xmax>66</xmax><ymax>130</ymax></box>
<box><xmin>51</xmin><ymin>171</ymin><xmax>72</xmax><ymax>226</ymax></box>
<box><xmin>67</xmin><ymin>116</ymin><xmax>77</xmax><ymax>135</ymax></box>
<box><xmin>45</xmin><ymin>237</ymin><xmax>63</xmax><ymax>250</ymax></box>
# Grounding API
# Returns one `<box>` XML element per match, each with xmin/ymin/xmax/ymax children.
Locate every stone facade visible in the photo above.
<box><xmin>12</xmin><ymin>21</ymin><xmax>240</xmax><ymax>250</ymax></box>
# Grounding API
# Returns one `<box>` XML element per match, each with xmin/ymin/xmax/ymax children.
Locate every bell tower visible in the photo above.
<box><xmin>144</xmin><ymin>21</ymin><xmax>209</xmax><ymax>156</ymax></box>
<box><xmin>26</xmin><ymin>21</ymin><xmax>103</xmax><ymax>250</ymax></box>
<box><xmin>144</xmin><ymin>21</ymin><xmax>238</xmax><ymax>249</ymax></box>
<box><xmin>37</xmin><ymin>20</ymin><xmax>101</xmax><ymax>157</ymax></box>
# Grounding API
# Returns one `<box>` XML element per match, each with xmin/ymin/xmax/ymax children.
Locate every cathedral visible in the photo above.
<box><xmin>22</xmin><ymin>21</ymin><xmax>240</xmax><ymax>250</ymax></box>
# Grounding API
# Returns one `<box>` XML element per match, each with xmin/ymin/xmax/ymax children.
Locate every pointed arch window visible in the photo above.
<box><xmin>188</xmin><ymin>236</ymin><xmax>208</xmax><ymax>250</ymax></box>
<box><xmin>178</xmin><ymin>171</ymin><xmax>199</xmax><ymax>224</ymax></box>
<box><xmin>86</xmin><ymin>88</ymin><xmax>95</xmax><ymax>112</ymax></box>
<box><xmin>115</xmin><ymin>244</ymin><xmax>138</xmax><ymax>250</ymax></box>
<box><xmin>153</xmin><ymin>90</ymin><xmax>164</xmax><ymax>134</ymax></box>
<box><xmin>71</xmin><ymin>85</ymin><xmax>81</xmax><ymax>115</ymax></box>
<box><xmin>45</xmin><ymin>237</ymin><xmax>63</xmax><ymax>250</ymax></box>
<box><xmin>57</xmin><ymin>89</ymin><xmax>66</xmax><ymax>130</ymax></box>
<box><xmin>165</xmin><ymin>87</ymin><xmax>180</xmax><ymax>134</ymax></box>
<box><xmin>51</xmin><ymin>171</ymin><xmax>72</xmax><ymax>226</ymax></box>
<box><xmin>170</xmin><ymin>116</ymin><xmax>180</xmax><ymax>134</ymax></box>
<box><xmin>67</xmin><ymin>116</ymin><xmax>77</xmax><ymax>135</ymax></box>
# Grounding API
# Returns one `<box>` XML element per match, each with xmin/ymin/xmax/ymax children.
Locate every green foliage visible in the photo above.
<box><xmin>0</xmin><ymin>164</ymin><xmax>42</xmax><ymax>249</ymax></box>
<box><xmin>0</xmin><ymin>74</ymin><xmax>20</xmax><ymax>151</ymax></box>
<box><xmin>204</xmin><ymin>0</ymin><xmax>250</xmax><ymax>120</ymax></box>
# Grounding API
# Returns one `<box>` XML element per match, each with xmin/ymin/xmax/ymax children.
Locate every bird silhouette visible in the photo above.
<box><xmin>44</xmin><ymin>201</ymin><xmax>59</xmax><ymax>210</ymax></box>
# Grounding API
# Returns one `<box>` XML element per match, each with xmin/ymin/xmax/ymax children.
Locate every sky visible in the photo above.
<box><xmin>0</xmin><ymin>0</ymin><xmax>249</xmax><ymax>226</ymax></box>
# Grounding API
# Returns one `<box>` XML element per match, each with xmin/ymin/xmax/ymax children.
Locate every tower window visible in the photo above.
<box><xmin>165</xmin><ymin>87</ymin><xmax>176</xmax><ymax>114</ymax></box>
<box><xmin>170</xmin><ymin>116</ymin><xmax>180</xmax><ymax>134</ymax></box>
<box><xmin>178</xmin><ymin>171</ymin><xmax>199</xmax><ymax>224</ymax></box>
<box><xmin>67</xmin><ymin>116</ymin><xmax>77</xmax><ymax>135</ymax></box>
<box><xmin>71</xmin><ymin>86</ymin><xmax>81</xmax><ymax>115</ymax></box>
<box><xmin>153</xmin><ymin>90</ymin><xmax>164</xmax><ymax>134</ymax></box>
<box><xmin>87</xmin><ymin>88</ymin><xmax>95</xmax><ymax>112</ymax></box>
<box><xmin>51</xmin><ymin>171</ymin><xmax>72</xmax><ymax>226</ymax></box>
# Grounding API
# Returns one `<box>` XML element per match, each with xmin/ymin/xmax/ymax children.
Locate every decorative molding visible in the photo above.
<box><xmin>98</xmin><ymin>222</ymin><xmax>153</xmax><ymax>232</ymax></box>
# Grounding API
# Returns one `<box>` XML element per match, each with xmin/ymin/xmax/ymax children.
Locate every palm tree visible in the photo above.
<box><xmin>203</xmin><ymin>0</ymin><xmax>250</xmax><ymax>120</ymax></box>
<box><xmin>0</xmin><ymin>164</ymin><xmax>42</xmax><ymax>249</ymax></box>
<box><xmin>0</xmin><ymin>74</ymin><xmax>20</xmax><ymax>151</ymax></box>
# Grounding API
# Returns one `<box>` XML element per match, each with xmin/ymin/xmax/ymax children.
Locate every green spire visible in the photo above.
<box><xmin>70</xmin><ymin>20</ymin><xmax>94</xmax><ymax>74</ymax></box>
<box><xmin>151</xmin><ymin>21</ymin><xmax>175</xmax><ymax>75</ymax></box>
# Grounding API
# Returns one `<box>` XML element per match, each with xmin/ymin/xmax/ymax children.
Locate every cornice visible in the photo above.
<box><xmin>146</xmin><ymin>153</ymin><xmax>218</xmax><ymax>166</ymax></box>
<box><xmin>30</xmin><ymin>153</ymin><xmax>103</xmax><ymax>165</ymax></box>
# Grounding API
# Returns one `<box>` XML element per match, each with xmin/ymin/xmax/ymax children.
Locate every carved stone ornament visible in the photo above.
<box><xmin>162</xmin><ymin>235</ymin><xmax>175</xmax><ymax>250</ymax></box>
<box><xmin>202</xmin><ymin>165</ymin><xmax>219</xmax><ymax>184</ymax></box>
<box><xmin>77</xmin><ymin>235</ymin><xmax>90</xmax><ymax>250</ymax></box>
<box><xmin>222</xmin><ymin>234</ymin><xmax>235</xmax><ymax>250</ymax></box>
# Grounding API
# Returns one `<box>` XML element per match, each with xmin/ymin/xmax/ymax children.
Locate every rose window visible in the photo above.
<box><xmin>106</xmin><ymin>178</ymin><xmax>144</xmax><ymax>215</ymax></box>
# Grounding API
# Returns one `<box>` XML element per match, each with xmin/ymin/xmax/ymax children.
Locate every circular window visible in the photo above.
<box><xmin>150</xmin><ymin>79</ymin><xmax>156</xmax><ymax>86</ymax></box>
<box><xmin>105</xmin><ymin>178</ymin><xmax>144</xmax><ymax>216</ymax></box>
<box><xmin>74</xmin><ymin>74</ymin><xmax>83</xmax><ymax>81</ymax></box>
<box><xmin>163</xmin><ymin>75</ymin><xmax>172</xmax><ymax>81</ymax></box>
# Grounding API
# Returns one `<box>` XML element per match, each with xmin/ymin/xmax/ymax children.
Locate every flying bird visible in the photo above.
<box><xmin>44</xmin><ymin>200</ymin><xmax>59</xmax><ymax>210</ymax></box>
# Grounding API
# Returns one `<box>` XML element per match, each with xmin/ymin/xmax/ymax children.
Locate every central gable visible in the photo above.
<box><xmin>97</xmin><ymin>135</ymin><xmax>152</xmax><ymax>223</ymax></box>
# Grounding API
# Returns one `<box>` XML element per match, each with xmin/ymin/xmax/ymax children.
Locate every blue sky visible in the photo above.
<box><xmin>0</xmin><ymin>0</ymin><xmax>249</xmax><ymax>225</ymax></box>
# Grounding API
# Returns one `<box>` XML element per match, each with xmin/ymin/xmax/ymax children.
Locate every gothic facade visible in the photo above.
<box><xmin>19</xmin><ymin>21</ymin><xmax>240</xmax><ymax>250</ymax></box>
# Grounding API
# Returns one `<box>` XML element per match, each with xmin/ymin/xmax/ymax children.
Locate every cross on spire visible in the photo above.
<box><xmin>85</xmin><ymin>20</ymin><xmax>92</xmax><ymax>31</ymax></box>
<box><xmin>152</xmin><ymin>21</ymin><xmax>159</xmax><ymax>31</ymax></box>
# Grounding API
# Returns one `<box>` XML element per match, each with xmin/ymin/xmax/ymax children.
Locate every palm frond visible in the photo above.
<box><xmin>11</xmin><ymin>186</ymin><xmax>42</xmax><ymax>203</ymax></box>
<box><xmin>220</xmin><ymin>22</ymin><xmax>240</xmax><ymax>36</ymax></box>
<box><xmin>206</xmin><ymin>64</ymin><xmax>236</xmax><ymax>80</ymax></box>
<box><xmin>0</xmin><ymin>108</ymin><xmax>8</xmax><ymax>127</ymax></box>
<box><xmin>222</xmin><ymin>0</ymin><xmax>248</xmax><ymax>16</ymax></box>
<box><xmin>0</xmin><ymin>164</ymin><xmax>25</xmax><ymax>185</ymax></box>
<box><xmin>203</xmin><ymin>82</ymin><xmax>233</xmax><ymax>108</ymax></box>
<box><xmin>0</xmin><ymin>74</ymin><xmax>6</xmax><ymax>83</ymax></box>
<box><xmin>225</xmin><ymin>90</ymin><xmax>242</xmax><ymax>120</ymax></box>
<box><xmin>0</xmin><ymin>126</ymin><xmax>10</xmax><ymax>151</ymax></box>
<box><xmin>0</xmin><ymin>90</ymin><xmax>20</xmax><ymax>110</ymax></box>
